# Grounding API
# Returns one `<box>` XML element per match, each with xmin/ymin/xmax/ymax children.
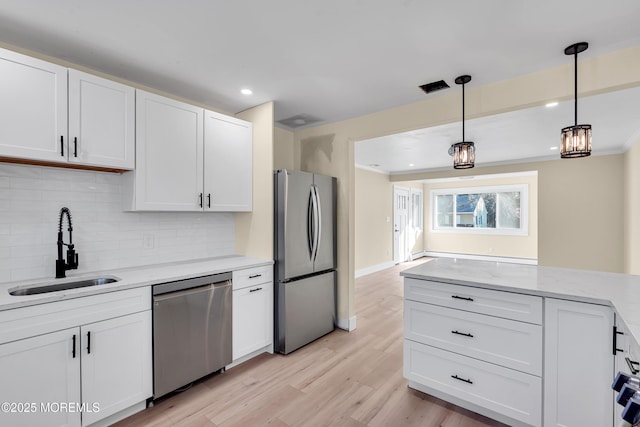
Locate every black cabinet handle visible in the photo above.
<box><xmin>249</xmin><ymin>287</ymin><xmax>263</xmax><ymax>293</ymax></box>
<box><xmin>72</xmin><ymin>334</ymin><xmax>76</xmax><ymax>358</ymax></box>
<box><xmin>60</xmin><ymin>135</ymin><xmax>64</xmax><ymax>156</ymax></box>
<box><xmin>627</xmin><ymin>357</ymin><xmax>640</xmax><ymax>375</ymax></box>
<box><xmin>199</xmin><ymin>193</ymin><xmax>203</xmax><ymax>208</ymax></box>
<box><xmin>451</xmin><ymin>374</ymin><xmax>473</xmax><ymax>384</ymax></box>
<box><xmin>452</xmin><ymin>330</ymin><xmax>474</xmax><ymax>338</ymax></box>
<box><xmin>249</xmin><ymin>274</ymin><xmax>262</xmax><ymax>279</ymax></box>
<box><xmin>73</xmin><ymin>137</ymin><xmax>77</xmax><ymax>157</ymax></box>
<box><xmin>451</xmin><ymin>295</ymin><xmax>474</xmax><ymax>302</ymax></box>
<box><xmin>614</xmin><ymin>326</ymin><xmax>624</xmax><ymax>355</ymax></box>
<box><xmin>207</xmin><ymin>193</ymin><xmax>211</xmax><ymax>208</ymax></box>
<box><xmin>86</xmin><ymin>331</ymin><xmax>91</xmax><ymax>354</ymax></box>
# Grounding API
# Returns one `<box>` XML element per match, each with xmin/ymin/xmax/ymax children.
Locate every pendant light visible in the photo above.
<box><xmin>561</xmin><ymin>42</ymin><xmax>592</xmax><ymax>158</ymax></box>
<box><xmin>449</xmin><ymin>75</ymin><xmax>475</xmax><ymax>169</ymax></box>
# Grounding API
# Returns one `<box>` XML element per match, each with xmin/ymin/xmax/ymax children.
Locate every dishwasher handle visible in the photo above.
<box><xmin>153</xmin><ymin>280</ymin><xmax>231</xmax><ymax>302</ymax></box>
<box><xmin>152</xmin><ymin>272</ymin><xmax>232</xmax><ymax>295</ymax></box>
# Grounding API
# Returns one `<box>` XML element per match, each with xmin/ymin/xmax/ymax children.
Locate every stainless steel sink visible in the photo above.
<box><xmin>9</xmin><ymin>277</ymin><xmax>120</xmax><ymax>296</ymax></box>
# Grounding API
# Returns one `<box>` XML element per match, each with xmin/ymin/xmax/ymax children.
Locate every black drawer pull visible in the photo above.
<box><xmin>249</xmin><ymin>287</ymin><xmax>263</xmax><ymax>293</ymax></box>
<box><xmin>451</xmin><ymin>330</ymin><xmax>474</xmax><ymax>338</ymax></box>
<box><xmin>249</xmin><ymin>274</ymin><xmax>262</xmax><ymax>279</ymax></box>
<box><xmin>451</xmin><ymin>295</ymin><xmax>474</xmax><ymax>302</ymax></box>
<box><xmin>451</xmin><ymin>374</ymin><xmax>473</xmax><ymax>384</ymax></box>
<box><xmin>627</xmin><ymin>357</ymin><xmax>640</xmax><ymax>375</ymax></box>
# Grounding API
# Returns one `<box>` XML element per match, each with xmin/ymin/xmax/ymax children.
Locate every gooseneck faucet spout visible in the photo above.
<box><xmin>56</xmin><ymin>207</ymin><xmax>79</xmax><ymax>279</ymax></box>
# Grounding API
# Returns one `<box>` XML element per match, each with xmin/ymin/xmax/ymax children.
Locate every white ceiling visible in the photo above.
<box><xmin>356</xmin><ymin>86</ymin><xmax>640</xmax><ymax>174</ymax></box>
<box><xmin>0</xmin><ymin>1</ymin><xmax>639</xmax><ymax>131</ymax></box>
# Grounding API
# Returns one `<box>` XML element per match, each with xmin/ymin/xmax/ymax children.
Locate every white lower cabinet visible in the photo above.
<box><xmin>80</xmin><ymin>311</ymin><xmax>152</xmax><ymax>426</ymax></box>
<box><xmin>0</xmin><ymin>288</ymin><xmax>152</xmax><ymax>427</ymax></box>
<box><xmin>0</xmin><ymin>328</ymin><xmax>81</xmax><ymax>427</ymax></box>
<box><xmin>404</xmin><ymin>278</ymin><xmax>618</xmax><ymax>427</ymax></box>
<box><xmin>544</xmin><ymin>298</ymin><xmax>614</xmax><ymax>427</ymax></box>
<box><xmin>232</xmin><ymin>265</ymin><xmax>273</xmax><ymax>362</ymax></box>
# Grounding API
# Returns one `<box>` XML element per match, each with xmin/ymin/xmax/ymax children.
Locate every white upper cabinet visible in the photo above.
<box><xmin>0</xmin><ymin>48</ymin><xmax>68</xmax><ymax>162</ymax></box>
<box><xmin>68</xmin><ymin>69</ymin><xmax>135</xmax><ymax>169</ymax></box>
<box><xmin>129</xmin><ymin>90</ymin><xmax>204</xmax><ymax>211</ymax></box>
<box><xmin>204</xmin><ymin>110</ymin><xmax>252</xmax><ymax>211</ymax></box>
<box><xmin>125</xmin><ymin>91</ymin><xmax>253</xmax><ymax>212</ymax></box>
<box><xmin>0</xmin><ymin>47</ymin><xmax>135</xmax><ymax>170</ymax></box>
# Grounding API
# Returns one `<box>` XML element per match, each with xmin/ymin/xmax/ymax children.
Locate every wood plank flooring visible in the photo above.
<box><xmin>114</xmin><ymin>259</ymin><xmax>507</xmax><ymax>427</ymax></box>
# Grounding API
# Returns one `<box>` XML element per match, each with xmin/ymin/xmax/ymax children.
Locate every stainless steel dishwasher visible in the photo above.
<box><xmin>152</xmin><ymin>272</ymin><xmax>232</xmax><ymax>399</ymax></box>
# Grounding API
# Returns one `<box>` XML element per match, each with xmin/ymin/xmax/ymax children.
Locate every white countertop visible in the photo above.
<box><xmin>0</xmin><ymin>255</ymin><xmax>273</xmax><ymax>311</ymax></box>
<box><xmin>402</xmin><ymin>258</ymin><xmax>640</xmax><ymax>348</ymax></box>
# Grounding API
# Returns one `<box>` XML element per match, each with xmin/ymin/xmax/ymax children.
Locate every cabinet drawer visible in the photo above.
<box><xmin>0</xmin><ymin>287</ymin><xmax>151</xmax><ymax>345</ymax></box>
<box><xmin>404</xmin><ymin>300</ymin><xmax>542</xmax><ymax>375</ymax></box>
<box><xmin>405</xmin><ymin>278</ymin><xmax>542</xmax><ymax>324</ymax></box>
<box><xmin>404</xmin><ymin>339</ymin><xmax>541</xmax><ymax>427</ymax></box>
<box><xmin>233</xmin><ymin>265</ymin><xmax>273</xmax><ymax>290</ymax></box>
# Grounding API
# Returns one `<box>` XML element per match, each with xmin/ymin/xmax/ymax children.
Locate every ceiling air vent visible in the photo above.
<box><xmin>419</xmin><ymin>80</ymin><xmax>450</xmax><ymax>94</ymax></box>
<box><xmin>276</xmin><ymin>114</ymin><xmax>323</xmax><ymax>129</ymax></box>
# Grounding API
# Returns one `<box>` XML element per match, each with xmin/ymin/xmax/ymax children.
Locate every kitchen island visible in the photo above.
<box><xmin>401</xmin><ymin>258</ymin><xmax>640</xmax><ymax>427</ymax></box>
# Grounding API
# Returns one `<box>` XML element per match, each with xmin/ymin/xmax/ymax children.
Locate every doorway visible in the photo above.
<box><xmin>393</xmin><ymin>185</ymin><xmax>410</xmax><ymax>264</ymax></box>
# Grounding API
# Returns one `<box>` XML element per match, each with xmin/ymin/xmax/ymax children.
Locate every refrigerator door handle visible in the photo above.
<box><xmin>313</xmin><ymin>185</ymin><xmax>322</xmax><ymax>263</ymax></box>
<box><xmin>308</xmin><ymin>186</ymin><xmax>315</xmax><ymax>260</ymax></box>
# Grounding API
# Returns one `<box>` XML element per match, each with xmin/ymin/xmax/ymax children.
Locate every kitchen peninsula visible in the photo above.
<box><xmin>402</xmin><ymin>258</ymin><xmax>640</xmax><ymax>427</ymax></box>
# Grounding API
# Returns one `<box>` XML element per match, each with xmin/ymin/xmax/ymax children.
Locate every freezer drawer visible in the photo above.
<box><xmin>276</xmin><ymin>271</ymin><xmax>335</xmax><ymax>354</ymax></box>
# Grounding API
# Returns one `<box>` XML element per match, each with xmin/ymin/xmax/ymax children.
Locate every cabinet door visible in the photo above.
<box><xmin>135</xmin><ymin>90</ymin><xmax>203</xmax><ymax>211</ymax></box>
<box><xmin>0</xmin><ymin>328</ymin><xmax>81</xmax><ymax>427</ymax></box>
<box><xmin>203</xmin><ymin>110</ymin><xmax>252</xmax><ymax>211</ymax></box>
<box><xmin>68</xmin><ymin>69</ymin><xmax>134</xmax><ymax>169</ymax></box>
<box><xmin>233</xmin><ymin>281</ymin><xmax>273</xmax><ymax>360</ymax></box>
<box><xmin>544</xmin><ymin>298</ymin><xmax>614</xmax><ymax>427</ymax></box>
<box><xmin>80</xmin><ymin>311</ymin><xmax>152</xmax><ymax>426</ymax></box>
<box><xmin>0</xmin><ymin>47</ymin><xmax>67</xmax><ymax>162</ymax></box>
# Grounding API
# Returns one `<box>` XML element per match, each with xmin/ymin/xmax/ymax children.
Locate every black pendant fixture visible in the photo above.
<box><xmin>449</xmin><ymin>75</ymin><xmax>475</xmax><ymax>169</ymax></box>
<box><xmin>561</xmin><ymin>42</ymin><xmax>592</xmax><ymax>158</ymax></box>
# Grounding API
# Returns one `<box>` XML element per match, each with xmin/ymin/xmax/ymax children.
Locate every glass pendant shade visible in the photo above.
<box><xmin>452</xmin><ymin>141</ymin><xmax>475</xmax><ymax>169</ymax></box>
<box><xmin>560</xmin><ymin>124</ymin><xmax>592</xmax><ymax>158</ymax></box>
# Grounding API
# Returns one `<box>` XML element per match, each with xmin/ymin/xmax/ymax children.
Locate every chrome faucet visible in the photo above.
<box><xmin>56</xmin><ymin>207</ymin><xmax>79</xmax><ymax>279</ymax></box>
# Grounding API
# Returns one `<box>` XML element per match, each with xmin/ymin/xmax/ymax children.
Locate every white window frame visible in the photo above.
<box><xmin>410</xmin><ymin>188</ymin><xmax>423</xmax><ymax>231</ymax></box>
<box><xmin>430</xmin><ymin>184</ymin><xmax>528</xmax><ymax>236</ymax></box>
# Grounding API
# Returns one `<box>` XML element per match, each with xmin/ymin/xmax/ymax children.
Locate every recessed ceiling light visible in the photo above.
<box><xmin>550</xmin><ymin>146</ymin><xmax>559</xmax><ymax>150</ymax></box>
<box><xmin>409</xmin><ymin>163</ymin><xmax>415</xmax><ymax>167</ymax></box>
<box><xmin>241</xmin><ymin>88</ymin><xmax>253</xmax><ymax>95</ymax></box>
<box><xmin>545</xmin><ymin>101</ymin><xmax>559</xmax><ymax>108</ymax></box>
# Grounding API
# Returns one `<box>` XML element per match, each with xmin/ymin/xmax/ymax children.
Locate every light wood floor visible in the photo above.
<box><xmin>114</xmin><ymin>259</ymin><xmax>507</xmax><ymax>427</ymax></box>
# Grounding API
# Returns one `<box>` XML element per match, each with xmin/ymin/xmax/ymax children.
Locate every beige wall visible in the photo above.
<box><xmin>625</xmin><ymin>140</ymin><xmax>640</xmax><ymax>274</ymax></box>
<box><xmin>274</xmin><ymin>127</ymin><xmax>295</xmax><ymax>171</ymax></box>
<box><xmin>423</xmin><ymin>173</ymin><xmax>538</xmax><ymax>261</ymax></box>
<box><xmin>295</xmin><ymin>46</ymin><xmax>640</xmax><ymax>324</ymax></box>
<box><xmin>355</xmin><ymin>168</ymin><xmax>392</xmax><ymax>271</ymax></box>
<box><xmin>234</xmin><ymin>102</ymin><xmax>274</xmax><ymax>259</ymax></box>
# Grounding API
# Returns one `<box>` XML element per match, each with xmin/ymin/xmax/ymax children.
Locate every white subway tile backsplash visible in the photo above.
<box><xmin>0</xmin><ymin>164</ymin><xmax>235</xmax><ymax>283</ymax></box>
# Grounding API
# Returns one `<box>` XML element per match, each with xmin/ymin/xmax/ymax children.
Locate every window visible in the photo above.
<box><xmin>431</xmin><ymin>184</ymin><xmax>527</xmax><ymax>235</ymax></box>
<box><xmin>411</xmin><ymin>188</ymin><xmax>423</xmax><ymax>230</ymax></box>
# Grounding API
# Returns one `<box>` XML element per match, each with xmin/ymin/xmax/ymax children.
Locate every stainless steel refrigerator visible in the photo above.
<box><xmin>274</xmin><ymin>169</ymin><xmax>337</xmax><ymax>354</ymax></box>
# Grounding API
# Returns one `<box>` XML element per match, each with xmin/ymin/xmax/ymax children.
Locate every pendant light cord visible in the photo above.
<box><xmin>462</xmin><ymin>81</ymin><xmax>465</xmax><ymax>141</ymax></box>
<box><xmin>574</xmin><ymin>50</ymin><xmax>578</xmax><ymax>126</ymax></box>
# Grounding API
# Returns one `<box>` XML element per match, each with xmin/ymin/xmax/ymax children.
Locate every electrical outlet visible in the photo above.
<box><xmin>143</xmin><ymin>233</ymin><xmax>155</xmax><ymax>249</ymax></box>
<box><xmin>488</xmin><ymin>247</ymin><xmax>494</xmax><ymax>253</ymax></box>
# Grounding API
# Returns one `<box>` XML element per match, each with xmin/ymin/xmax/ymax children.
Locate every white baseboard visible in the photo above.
<box><xmin>410</xmin><ymin>251</ymin><xmax>427</xmax><ymax>260</ymax></box>
<box><xmin>355</xmin><ymin>261</ymin><xmax>395</xmax><ymax>278</ymax></box>
<box><xmin>336</xmin><ymin>315</ymin><xmax>357</xmax><ymax>331</ymax></box>
<box><xmin>424</xmin><ymin>251</ymin><xmax>538</xmax><ymax>265</ymax></box>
